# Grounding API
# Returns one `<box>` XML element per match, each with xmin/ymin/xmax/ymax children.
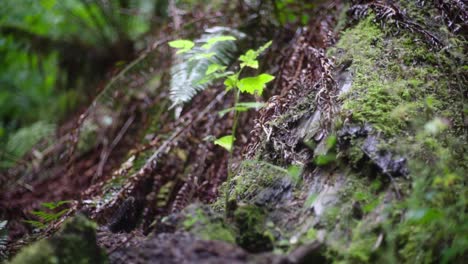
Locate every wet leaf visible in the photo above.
<box><xmin>218</xmin><ymin>102</ymin><xmax>265</xmax><ymax>116</ymax></box>
<box><xmin>239</xmin><ymin>50</ymin><xmax>259</xmax><ymax>69</ymax></box>
<box><xmin>238</xmin><ymin>74</ymin><xmax>274</xmax><ymax>95</ymax></box>
<box><xmin>189</xmin><ymin>52</ymin><xmax>216</xmax><ymax>61</ymax></box>
<box><xmin>168</xmin><ymin>39</ymin><xmax>195</xmax><ymax>54</ymax></box>
<box><xmin>214</xmin><ymin>135</ymin><xmax>234</xmax><ymax>152</ymax></box>
<box><xmin>224</xmin><ymin>74</ymin><xmax>238</xmax><ymax>91</ymax></box>
<box><xmin>201</xmin><ymin>35</ymin><xmax>236</xmax><ymax>49</ymax></box>
<box><xmin>206</xmin><ymin>63</ymin><xmax>227</xmax><ymax>75</ymax></box>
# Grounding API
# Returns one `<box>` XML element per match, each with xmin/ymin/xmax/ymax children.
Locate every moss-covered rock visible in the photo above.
<box><xmin>233</xmin><ymin>205</ymin><xmax>273</xmax><ymax>253</ymax></box>
<box><xmin>180</xmin><ymin>204</ymin><xmax>236</xmax><ymax>244</ymax></box>
<box><xmin>10</xmin><ymin>215</ymin><xmax>107</xmax><ymax>264</ymax></box>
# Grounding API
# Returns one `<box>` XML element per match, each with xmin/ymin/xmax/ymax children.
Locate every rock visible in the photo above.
<box><xmin>10</xmin><ymin>214</ymin><xmax>107</xmax><ymax>264</ymax></box>
<box><xmin>338</xmin><ymin>124</ymin><xmax>409</xmax><ymax>177</ymax></box>
<box><xmin>109</xmin><ymin>232</ymin><xmax>249</xmax><ymax>264</ymax></box>
<box><xmin>287</xmin><ymin>241</ymin><xmax>328</xmax><ymax>264</ymax></box>
<box><xmin>108</xmin><ymin>197</ymin><xmax>144</xmax><ymax>233</ymax></box>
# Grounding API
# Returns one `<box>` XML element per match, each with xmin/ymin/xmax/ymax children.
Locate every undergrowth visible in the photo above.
<box><xmin>323</xmin><ymin>10</ymin><xmax>467</xmax><ymax>263</ymax></box>
<box><xmin>24</xmin><ymin>201</ymin><xmax>71</xmax><ymax>229</ymax></box>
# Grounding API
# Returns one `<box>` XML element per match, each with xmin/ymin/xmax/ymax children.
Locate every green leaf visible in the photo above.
<box><xmin>287</xmin><ymin>165</ymin><xmax>302</xmax><ymax>184</ymax></box>
<box><xmin>239</xmin><ymin>41</ymin><xmax>273</xmax><ymax>69</ymax></box>
<box><xmin>206</xmin><ymin>63</ymin><xmax>227</xmax><ymax>75</ymax></box>
<box><xmin>197</xmin><ymin>71</ymin><xmax>232</xmax><ymax>85</ymax></box>
<box><xmin>363</xmin><ymin>199</ymin><xmax>380</xmax><ymax>213</ymax></box>
<box><xmin>41</xmin><ymin>200</ymin><xmax>71</xmax><ymax>210</ymax></box>
<box><xmin>189</xmin><ymin>52</ymin><xmax>216</xmax><ymax>61</ymax></box>
<box><xmin>406</xmin><ymin>208</ymin><xmax>443</xmax><ymax>224</ymax></box>
<box><xmin>256</xmin><ymin>40</ymin><xmax>272</xmax><ymax>55</ymax></box>
<box><xmin>40</xmin><ymin>0</ymin><xmax>56</xmax><ymax>10</ymax></box>
<box><xmin>304</xmin><ymin>193</ymin><xmax>318</xmax><ymax>208</ymax></box>
<box><xmin>169</xmin><ymin>27</ymin><xmax>244</xmax><ymax>108</ymax></box>
<box><xmin>325</xmin><ymin>135</ymin><xmax>337</xmax><ymax>151</ymax></box>
<box><xmin>314</xmin><ymin>153</ymin><xmax>336</xmax><ymax>166</ymax></box>
<box><xmin>239</xmin><ymin>50</ymin><xmax>259</xmax><ymax>69</ymax></box>
<box><xmin>168</xmin><ymin>39</ymin><xmax>195</xmax><ymax>54</ymax></box>
<box><xmin>201</xmin><ymin>35</ymin><xmax>236</xmax><ymax>49</ymax></box>
<box><xmin>238</xmin><ymin>74</ymin><xmax>275</xmax><ymax>95</ymax></box>
<box><xmin>214</xmin><ymin>135</ymin><xmax>234</xmax><ymax>152</ymax></box>
<box><xmin>24</xmin><ymin>220</ymin><xmax>46</xmax><ymax>229</ymax></box>
<box><xmin>224</xmin><ymin>74</ymin><xmax>238</xmax><ymax>91</ymax></box>
<box><xmin>218</xmin><ymin>102</ymin><xmax>265</xmax><ymax>117</ymax></box>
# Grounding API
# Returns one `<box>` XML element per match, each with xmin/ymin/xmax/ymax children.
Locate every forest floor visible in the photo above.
<box><xmin>1</xmin><ymin>1</ymin><xmax>467</xmax><ymax>263</ymax></box>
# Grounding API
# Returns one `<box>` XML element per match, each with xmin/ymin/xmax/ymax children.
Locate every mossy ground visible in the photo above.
<box><xmin>329</xmin><ymin>15</ymin><xmax>464</xmax><ymax>137</ymax></box>
<box><xmin>324</xmin><ymin>8</ymin><xmax>467</xmax><ymax>264</ymax></box>
<box><xmin>181</xmin><ymin>205</ymin><xmax>236</xmax><ymax>244</ymax></box>
<box><xmin>212</xmin><ymin>160</ymin><xmax>293</xmax><ymax>211</ymax></box>
<box><xmin>8</xmin><ymin>2</ymin><xmax>466</xmax><ymax>263</ymax></box>
<box><xmin>213</xmin><ymin>5</ymin><xmax>466</xmax><ymax>264</ymax></box>
<box><xmin>10</xmin><ymin>215</ymin><xmax>107</xmax><ymax>264</ymax></box>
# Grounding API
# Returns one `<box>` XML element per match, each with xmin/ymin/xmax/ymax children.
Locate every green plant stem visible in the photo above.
<box><xmin>224</xmin><ymin>88</ymin><xmax>241</xmax><ymax>218</ymax></box>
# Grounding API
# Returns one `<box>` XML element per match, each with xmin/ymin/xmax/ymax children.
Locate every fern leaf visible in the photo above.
<box><xmin>169</xmin><ymin>27</ymin><xmax>245</xmax><ymax>110</ymax></box>
<box><xmin>0</xmin><ymin>220</ymin><xmax>8</xmax><ymax>260</ymax></box>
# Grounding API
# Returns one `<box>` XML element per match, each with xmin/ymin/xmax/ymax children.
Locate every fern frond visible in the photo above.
<box><xmin>2</xmin><ymin>121</ymin><xmax>55</xmax><ymax>167</ymax></box>
<box><xmin>0</xmin><ymin>220</ymin><xmax>8</xmax><ymax>260</ymax></box>
<box><xmin>169</xmin><ymin>27</ymin><xmax>245</xmax><ymax>109</ymax></box>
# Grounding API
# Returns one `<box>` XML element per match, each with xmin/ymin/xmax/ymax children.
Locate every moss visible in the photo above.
<box><xmin>213</xmin><ymin>160</ymin><xmax>289</xmax><ymax>211</ymax></box>
<box><xmin>181</xmin><ymin>205</ymin><xmax>236</xmax><ymax>244</ymax></box>
<box><xmin>10</xmin><ymin>241</ymin><xmax>57</xmax><ymax>264</ymax></box>
<box><xmin>383</xmin><ymin>130</ymin><xmax>468</xmax><ymax>263</ymax></box>
<box><xmin>52</xmin><ymin>215</ymin><xmax>106</xmax><ymax>263</ymax></box>
<box><xmin>233</xmin><ymin>205</ymin><xmax>273</xmax><ymax>253</ymax></box>
<box><xmin>331</xmin><ymin>15</ymin><xmax>463</xmax><ymax>136</ymax></box>
<box><xmin>345</xmin><ymin>227</ymin><xmax>379</xmax><ymax>263</ymax></box>
<box><xmin>10</xmin><ymin>215</ymin><xmax>107</xmax><ymax>264</ymax></box>
<box><xmin>339</xmin><ymin>138</ymin><xmax>365</xmax><ymax>168</ymax></box>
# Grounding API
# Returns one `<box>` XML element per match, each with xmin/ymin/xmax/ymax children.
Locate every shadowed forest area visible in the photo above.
<box><xmin>0</xmin><ymin>0</ymin><xmax>467</xmax><ymax>263</ymax></box>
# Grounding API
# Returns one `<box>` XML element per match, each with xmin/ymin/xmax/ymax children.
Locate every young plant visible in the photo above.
<box><xmin>24</xmin><ymin>200</ymin><xmax>71</xmax><ymax>229</ymax></box>
<box><xmin>170</xmin><ymin>38</ymin><xmax>275</xmax><ymax>214</ymax></box>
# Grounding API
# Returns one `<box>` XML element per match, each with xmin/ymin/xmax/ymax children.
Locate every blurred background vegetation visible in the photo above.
<box><xmin>0</xmin><ymin>0</ymin><xmax>168</xmax><ymax>167</ymax></box>
<box><xmin>0</xmin><ymin>0</ymin><xmax>309</xmax><ymax>168</ymax></box>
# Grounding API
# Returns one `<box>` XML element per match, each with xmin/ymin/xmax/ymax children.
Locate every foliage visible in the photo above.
<box><xmin>169</xmin><ymin>34</ymin><xmax>274</xmax><ymax>147</ymax></box>
<box><xmin>182</xmin><ymin>206</ymin><xmax>236</xmax><ymax>243</ymax></box>
<box><xmin>24</xmin><ymin>201</ymin><xmax>71</xmax><ymax>229</ymax></box>
<box><xmin>0</xmin><ymin>220</ymin><xmax>7</xmax><ymax>260</ymax></box>
<box><xmin>0</xmin><ymin>34</ymin><xmax>64</xmax><ymax>154</ymax></box>
<box><xmin>386</xmin><ymin>128</ymin><xmax>467</xmax><ymax>263</ymax></box>
<box><xmin>0</xmin><ymin>0</ymin><xmax>156</xmax><ymax>44</ymax></box>
<box><xmin>214</xmin><ymin>135</ymin><xmax>234</xmax><ymax>152</ymax></box>
<box><xmin>272</xmin><ymin>0</ymin><xmax>316</xmax><ymax>25</ymax></box>
<box><xmin>168</xmin><ymin>27</ymin><xmax>245</xmax><ymax>110</ymax></box>
<box><xmin>332</xmin><ymin>14</ymin><xmax>464</xmax><ymax>137</ymax></box>
<box><xmin>218</xmin><ymin>102</ymin><xmax>265</xmax><ymax>117</ymax></box>
<box><xmin>0</xmin><ymin>0</ymin><xmax>162</xmax><ymax>168</ymax></box>
<box><xmin>321</xmin><ymin>10</ymin><xmax>467</xmax><ymax>263</ymax></box>
<box><xmin>11</xmin><ymin>215</ymin><xmax>107</xmax><ymax>264</ymax></box>
<box><xmin>1</xmin><ymin>121</ymin><xmax>56</xmax><ymax>168</ymax></box>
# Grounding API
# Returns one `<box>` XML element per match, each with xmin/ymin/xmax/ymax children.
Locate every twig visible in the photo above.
<box><xmin>95</xmin><ymin>115</ymin><xmax>135</xmax><ymax>180</ymax></box>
